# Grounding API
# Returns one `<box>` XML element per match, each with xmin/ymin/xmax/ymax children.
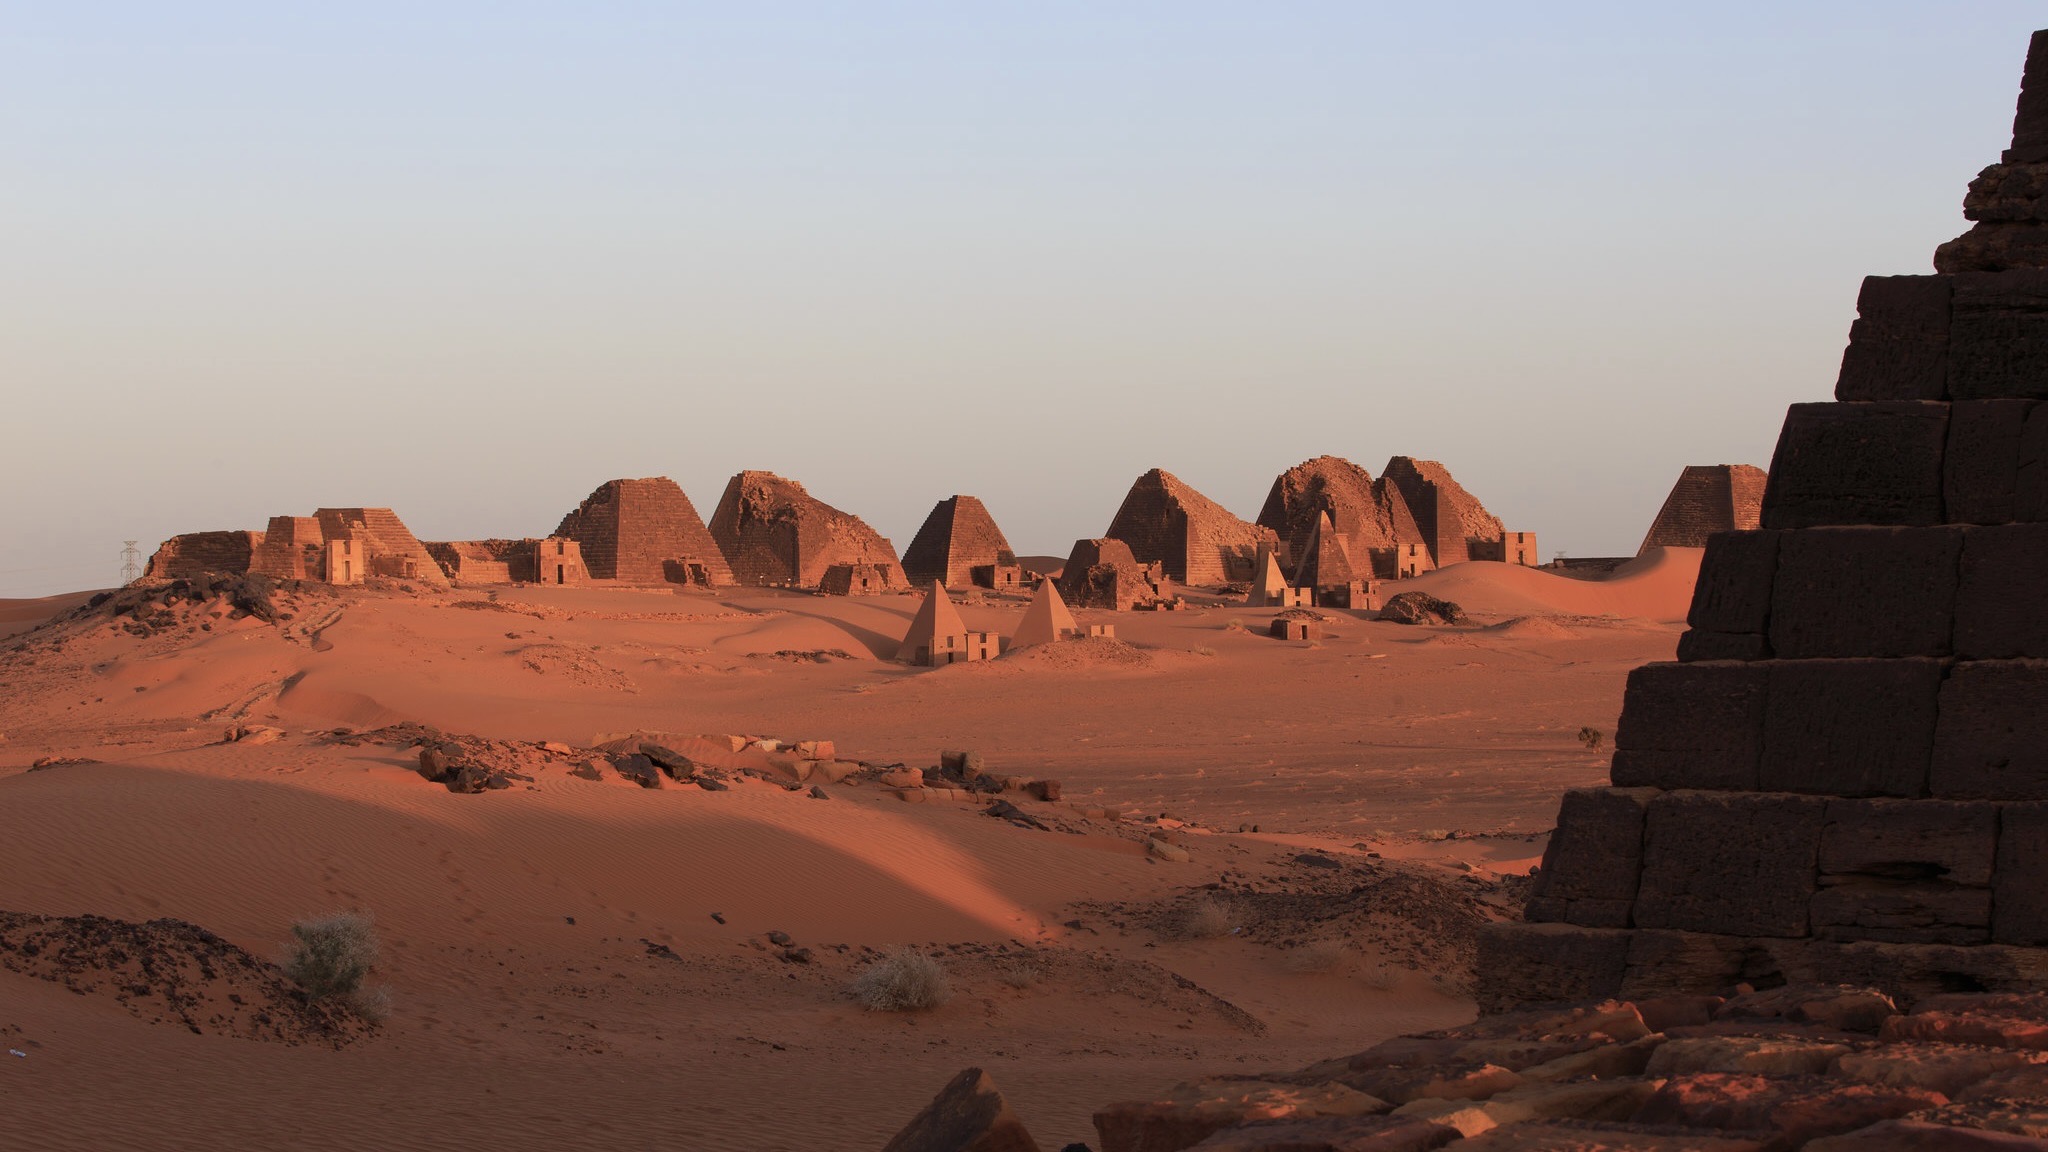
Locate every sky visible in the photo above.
<box><xmin>2</xmin><ymin>3</ymin><xmax>2042</xmax><ymax>596</ymax></box>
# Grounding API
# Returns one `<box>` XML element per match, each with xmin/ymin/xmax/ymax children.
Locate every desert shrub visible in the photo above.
<box><xmin>285</xmin><ymin>911</ymin><xmax>386</xmax><ymax>1019</ymax></box>
<box><xmin>1358</xmin><ymin>963</ymin><xmax>1401</xmax><ymax>991</ymax></box>
<box><xmin>1282</xmin><ymin>938</ymin><xmax>1351</xmax><ymax>975</ymax></box>
<box><xmin>1192</xmin><ymin>645</ymin><xmax>1219</xmax><ymax>658</ymax></box>
<box><xmin>850</xmin><ymin>947</ymin><xmax>953</xmax><ymax>1012</ymax></box>
<box><xmin>1578</xmin><ymin>726</ymin><xmax>1603</xmax><ymax>751</ymax></box>
<box><xmin>995</xmin><ymin>959</ymin><xmax>1040</xmax><ymax>989</ymax></box>
<box><xmin>1222</xmin><ymin>619</ymin><xmax>1247</xmax><ymax>633</ymax></box>
<box><xmin>1163</xmin><ymin>894</ymin><xmax>1236</xmax><ymax>940</ymax></box>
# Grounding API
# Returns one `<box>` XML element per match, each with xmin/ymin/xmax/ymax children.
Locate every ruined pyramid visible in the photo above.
<box><xmin>707</xmin><ymin>471</ymin><xmax>903</xmax><ymax>590</ymax></box>
<box><xmin>1638</xmin><ymin>464</ymin><xmax>1768</xmax><ymax>554</ymax></box>
<box><xmin>901</xmin><ymin>495</ymin><xmax>1017</xmax><ymax>589</ymax></box>
<box><xmin>553</xmin><ymin>477</ymin><xmax>734</xmax><ymax>586</ymax></box>
<box><xmin>1483</xmin><ymin>33</ymin><xmax>2048</xmax><ymax>1010</ymax></box>
<box><xmin>1104</xmin><ymin>468</ymin><xmax>1273</xmax><ymax>587</ymax></box>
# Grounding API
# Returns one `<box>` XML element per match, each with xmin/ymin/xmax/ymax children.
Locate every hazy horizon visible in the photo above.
<box><xmin>6</xmin><ymin>5</ymin><xmax>2042</xmax><ymax>597</ymax></box>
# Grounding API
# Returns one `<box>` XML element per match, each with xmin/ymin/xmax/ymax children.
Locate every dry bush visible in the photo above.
<box><xmin>1282</xmin><ymin>937</ymin><xmax>1352</xmax><ymax>975</ymax></box>
<box><xmin>994</xmin><ymin>959</ymin><xmax>1040</xmax><ymax>989</ymax></box>
<box><xmin>284</xmin><ymin>911</ymin><xmax>388</xmax><ymax>1021</ymax></box>
<box><xmin>1192</xmin><ymin>645</ymin><xmax>1219</xmax><ymax>658</ymax></box>
<box><xmin>1357</xmin><ymin>963</ymin><xmax>1401</xmax><ymax>991</ymax></box>
<box><xmin>1162</xmin><ymin>894</ymin><xmax>1237</xmax><ymax>941</ymax></box>
<box><xmin>850</xmin><ymin>948</ymin><xmax>953</xmax><ymax>1012</ymax></box>
<box><xmin>1222</xmin><ymin>619</ymin><xmax>1247</xmax><ymax>632</ymax></box>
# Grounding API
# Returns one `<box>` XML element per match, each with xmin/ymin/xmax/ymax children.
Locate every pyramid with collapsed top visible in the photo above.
<box><xmin>901</xmin><ymin>495</ymin><xmax>1017</xmax><ymax>589</ymax></box>
<box><xmin>1104</xmin><ymin>468</ymin><xmax>1273</xmax><ymax>587</ymax></box>
<box><xmin>1483</xmin><ymin>32</ymin><xmax>2048</xmax><ymax>1011</ymax></box>
<box><xmin>1638</xmin><ymin>464</ymin><xmax>1768</xmax><ymax>554</ymax></box>
<box><xmin>708</xmin><ymin>471</ymin><xmax>904</xmax><ymax>590</ymax></box>
<box><xmin>553</xmin><ymin>477</ymin><xmax>733</xmax><ymax>586</ymax></box>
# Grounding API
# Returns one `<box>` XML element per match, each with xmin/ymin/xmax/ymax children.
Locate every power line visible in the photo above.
<box><xmin>119</xmin><ymin>540</ymin><xmax>141</xmax><ymax>586</ymax></box>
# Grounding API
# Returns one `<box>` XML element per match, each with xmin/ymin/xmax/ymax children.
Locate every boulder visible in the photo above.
<box><xmin>1377</xmin><ymin>593</ymin><xmax>1464</xmax><ymax>626</ymax></box>
<box><xmin>879</xmin><ymin>1067</ymin><xmax>1042</xmax><ymax>1152</ymax></box>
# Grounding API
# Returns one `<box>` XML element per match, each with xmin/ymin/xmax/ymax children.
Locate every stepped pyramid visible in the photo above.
<box><xmin>553</xmin><ymin>477</ymin><xmax>734</xmax><ymax>586</ymax></box>
<box><xmin>1638</xmin><ymin>464</ymin><xmax>1768</xmax><ymax>554</ymax></box>
<box><xmin>1482</xmin><ymin>33</ymin><xmax>2048</xmax><ymax>1011</ymax></box>
<box><xmin>313</xmin><ymin>508</ymin><xmax>450</xmax><ymax>589</ymax></box>
<box><xmin>901</xmin><ymin>495</ymin><xmax>1016</xmax><ymax>588</ymax></box>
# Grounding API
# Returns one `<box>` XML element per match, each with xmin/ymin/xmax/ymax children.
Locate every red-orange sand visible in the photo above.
<box><xmin>0</xmin><ymin>550</ymin><xmax>1697</xmax><ymax>1149</ymax></box>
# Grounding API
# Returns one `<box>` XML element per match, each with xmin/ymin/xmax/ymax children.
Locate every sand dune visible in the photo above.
<box><xmin>1</xmin><ymin>558</ymin><xmax>1691</xmax><ymax>1148</ymax></box>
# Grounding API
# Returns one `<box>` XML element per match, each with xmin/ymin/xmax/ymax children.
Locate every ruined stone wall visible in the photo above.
<box><xmin>1638</xmin><ymin>464</ymin><xmax>1768</xmax><ymax>554</ymax></box>
<box><xmin>1106</xmin><ymin>468</ymin><xmax>1272</xmax><ymax>587</ymax></box>
<box><xmin>1484</xmin><ymin>37</ymin><xmax>2048</xmax><ymax>1012</ymax></box>
<box><xmin>1056</xmin><ymin>538</ymin><xmax>1158</xmax><ymax>610</ymax></box>
<box><xmin>707</xmin><ymin>471</ymin><xmax>902</xmax><ymax>590</ymax></box>
<box><xmin>901</xmin><ymin>495</ymin><xmax>1016</xmax><ymax>588</ymax></box>
<box><xmin>143</xmin><ymin>531</ymin><xmax>261</xmax><ymax>581</ymax></box>
<box><xmin>1257</xmin><ymin>456</ymin><xmax>1417</xmax><ymax>579</ymax></box>
<box><xmin>553</xmin><ymin>477</ymin><xmax>733</xmax><ymax>586</ymax></box>
<box><xmin>251</xmin><ymin>516</ymin><xmax>322</xmax><ymax>580</ymax></box>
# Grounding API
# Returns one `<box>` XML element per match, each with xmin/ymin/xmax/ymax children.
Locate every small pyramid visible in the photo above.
<box><xmin>1246</xmin><ymin>542</ymin><xmax>1289</xmax><ymax>607</ymax></box>
<box><xmin>898</xmin><ymin>581</ymin><xmax>969</xmax><ymax>664</ymax></box>
<box><xmin>1010</xmin><ymin>579</ymin><xmax>1078</xmax><ymax>650</ymax></box>
<box><xmin>1291</xmin><ymin>511</ymin><xmax>1359</xmax><ymax>589</ymax></box>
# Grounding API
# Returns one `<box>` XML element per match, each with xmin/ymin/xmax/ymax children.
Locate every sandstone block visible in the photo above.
<box><xmin>1806</xmin><ymin>1118</ymin><xmax>2048</xmax><ymax>1151</ymax></box>
<box><xmin>1718</xmin><ymin>982</ymin><xmax>1899</xmax><ymax>1032</ymax></box>
<box><xmin>1092</xmin><ymin>1077</ymin><xmax>1391</xmax><ymax>1152</ymax></box>
<box><xmin>1677</xmin><ymin>630</ymin><xmax>1773</xmax><ymax>662</ymax></box>
<box><xmin>1618</xmin><ymin>930</ymin><xmax>1753</xmax><ymax>1000</ymax></box>
<box><xmin>1820</xmin><ymin>798</ymin><xmax>1999</xmax><ymax>885</ymax></box>
<box><xmin>880</xmin><ymin>1067</ymin><xmax>1041</xmax><ymax>1152</ymax></box>
<box><xmin>1956</xmin><ymin>525</ymin><xmax>2048</xmax><ymax>659</ymax></box>
<box><xmin>1472</xmin><ymin>923</ymin><xmax>1629</xmax><ymax>1013</ymax></box>
<box><xmin>1996</xmin><ymin>802</ymin><xmax>2048</xmax><ymax>946</ymax></box>
<box><xmin>1933</xmin><ymin>661</ymin><xmax>2048</xmax><ymax>799</ymax></box>
<box><xmin>1768</xmin><ymin>526</ymin><xmax>1962</xmax><ymax>658</ymax></box>
<box><xmin>1810</xmin><ymin>879</ymin><xmax>1993</xmax><ymax>945</ymax></box>
<box><xmin>1949</xmin><ymin>401</ymin><xmax>2039</xmax><ymax>523</ymax></box>
<box><xmin>1686</xmin><ymin>530</ymin><xmax>1781</xmax><ymax>635</ymax></box>
<box><xmin>1762</xmin><ymin>402</ymin><xmax>1950</xmax><ymax>528</ymax></box>
<box><xmin>1181</xmin><ymin>1115</ymin><xmax>1459</xmax><ymax>1152</ymax></box>
<box><xmin>1527</xmin><ymin>788</ymin><xmax>1654</xmax><ymax>925</ymax></box>
<box><xmin>1634</xmin><ymin>791</ymin><xmax>1825</xmax><ymax>938</ymax></box>
<box><xmin>1643</xmin><ymin>1035</ymin><xmax>1852</xmax><ymax>1077</ymax></box>
<box><xmin>1781</xmin><ymin>939</ymin><xmax>2048</xmax><ymax>1006</ymax></box>
<box><xmin>1760</xmin><ymin>658</ymin><xmax>1942</xmax><ymax>797</ymax></box>
<box><xmin>1837</xmin><ymin>274</ymin><xmax>1954</xmax><ymax>402</ymax></box>
<box><xmin>2023</xmin><ymin>405</ymin><xmax>2048</xmax><ymax>520</ymax></box>
<box><xmin>1610</xmin><ymin>662</ymin><xmax>1767</xmax><ymax>791</ymax></box>
<box><xmin>1883</xmin><ymin>1010</ymin><xmax>2048</xmax><ymax>1050</ymax></box>
<box><xmin>1950</xmin><ymin>271</ymin><xmax>2048</xmax><ymax>401</ymax></box>
<box><xmin>1833</xmin><ymin>1043</ymin><xmax>2047</xmax><ymax>1097</ymax></box>
<box><xmin>1453</xmin><ymin>1123</ymin><xmax>1766</xmax><ymax>1151</ymax></box>
<box><xmin>1631</xmin><ymin>1072</ymin><xmax>1946</xmax><ymax>1149</ymax></box>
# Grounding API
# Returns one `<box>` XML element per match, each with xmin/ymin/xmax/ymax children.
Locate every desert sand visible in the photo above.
<box><xmin>0</xmin><ymin>550</ymin><xmax>1697</xmax><ymax>1150</ymax></box>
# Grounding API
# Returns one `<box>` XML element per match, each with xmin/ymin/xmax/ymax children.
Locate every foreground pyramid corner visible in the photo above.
<box><xmin>1482</xmin><ymin>28</ymin><xmax>2048</xmax><ymax>1014</ymax></box>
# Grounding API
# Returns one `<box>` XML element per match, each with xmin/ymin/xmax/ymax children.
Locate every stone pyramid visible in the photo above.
<box><xmin>898</xmin><ymin>581</ymin><xmax>969</xmax><ymax>664</ymax></box>
<box><xmin>1482</xmin><ymin>32</ymin><xmax>2048</xmax><ymax>1011</ymax></box>
<box><xmin>1381</xmin><ymin>457</ymin><xmax>1503</xmax><ymax>568</ymax></box>
<box><xmin>708</xmin><ymin>471</ymin><xmax>903</xmax><ymax>589</ymax></box>
<box><xmin>1638</xmin><ymin>464</ymin><xmax>1768</xmax><ymax>554</ymax></box>
<box><xmin>1246</xmin><ymin>543</ymin><xmax>1290</xmax><ymax>607</ymax></box>
<box><xmin>1290</xmin><ymin>511</ymin><xmax>1360</xmax><ymax>590</ymax></box>
<box><xmin>1009</xmin><ymin>579</ymin><xmax>1077</xmax><ymax>650</ymax></box>
<box><xmin>553</xmin><ymin>477</ymin><xmax>734</xmax><ymax>586</ymax></box>
<box><xmin>901</xmin><ymin>495</ymin><xmax>1017</xmax><ymax>588</ymax></box>
<box><xmin>1105</xmin><ymin>468</ymin><xmax>1273</xmax><ymax>587</ymax></box>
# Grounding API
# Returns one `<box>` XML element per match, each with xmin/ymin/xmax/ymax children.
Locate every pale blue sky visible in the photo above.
<box><xmin>3</xmin><ymin>4</ymin><xmax>2040</xmax><ymax>595</ymax></box>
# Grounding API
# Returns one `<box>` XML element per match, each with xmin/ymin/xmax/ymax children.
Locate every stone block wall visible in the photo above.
<box><xmin>554</xmin><ymin>477</ymin><xmax>734</xmax><ymax>586</ymax></box>
<box><xmin>901</xmin><ymin>495</ymin><xmax>1016</xmax><ymax>589</ymax></box>
<box><xmin>1637</xmin><ymin>465</ymin><xmax>1767</xmax><ymax>554</ymax></box>
<box><xmin>1487</xmin><ymin>32</ymin><xmax>2048</xmax><ymax>1012</ymax></box>
<box><xmin>143</xmin><ymin>531</ymin><xmax>261</xmax><ymax>581</ymax></box>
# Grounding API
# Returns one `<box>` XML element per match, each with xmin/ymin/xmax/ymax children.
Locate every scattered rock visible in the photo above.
<box><xmin>1377</xmin><ymin>593</ymin><xmax>1465</xmax><ymax>626</ymax></box>
<box><xmin>882</xmin><ymin>1067</ymin><xmax>1041</xmax><ymax>1152</ymax></box>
